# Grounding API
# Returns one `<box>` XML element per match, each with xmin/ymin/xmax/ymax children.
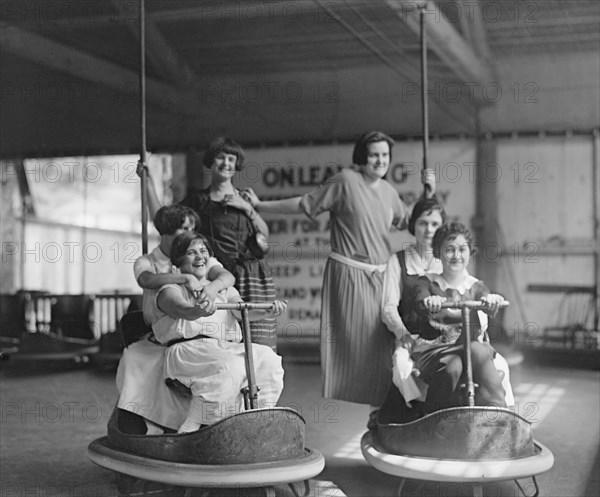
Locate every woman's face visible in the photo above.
<box><xmin>179</xmin><ymin>240</ymin><xmax>210</xmax><ymax>280</ymax></box>
<box><xmin>414</xmin><ymin>210</ymin><xmax>443</xmax><ymax>248</ymax></box>
<box><xmin>363</xmin><ymin>141</ymin><xmax>390</xmax><ymax>181</ymax></box>
<box><xmin>440</xmin><ymin>234</ymin><xmax>471</xmax><ymax>274</ymax></box>
<box><xmin>211</xmin><ymin>151</ymin><xmax>238</xmax><ymax>180</ymax></box>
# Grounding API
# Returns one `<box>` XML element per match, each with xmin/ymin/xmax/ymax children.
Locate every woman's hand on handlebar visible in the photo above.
<box><xmin>481</xmin><ymin>293</ymin><xmax>504</xmax><ymax>314</ymax></box>
<box><xmin>267</xmin><ymin>300</ymin><xmax>288</xmax><ymax>316</ymax></box>
<box><xmin>192</xmin><ymin>297</ymin><xmax>216</xmax><ymax>317</ymax></box>
<box><xmin>422</xmin><ymin>295</ymin><xmax>447</xmax><ymax>313</ymax></box>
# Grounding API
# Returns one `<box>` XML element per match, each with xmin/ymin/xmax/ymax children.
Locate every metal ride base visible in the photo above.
<box><xmin>88</xmin><ymin>302</ymin><xmax>325</xmax><ymax>496</ymax></box>
<box><xmin>89</xmin><ymin>436</ymin><xmax>324</xmax><ymax>497</ymax></box>
<box><xmin>88</xmin><ymin>408</ymin><xmax>325</xmax><ymax>496</ymax></box>
<box><xmin>361</xmin><ymin>301</ymin><xmax>555</xmax><ymax>497</ymax></box>
<box><xmin>362</xmin><ymin>423</ymin><xmax>554</xmax><ymax>497</ymax></box>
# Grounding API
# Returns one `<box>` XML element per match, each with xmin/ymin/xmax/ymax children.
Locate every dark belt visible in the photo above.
<box><xmin>166</xmin><ymin>334</ymin><xmax>211</xmax><ymax>347</ymax></box>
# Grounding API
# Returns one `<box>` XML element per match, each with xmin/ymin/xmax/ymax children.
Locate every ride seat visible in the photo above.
<box><xmin>118</xmin><ymin>311</ymin><xmax>192</xmax><ymax>396</ymax></box>
<box><xmin>50</xmin><ymin>294</ymin><xmax>97</xmax><ymax>341</ymax></box>
<box><xmin>543</xmin><ymin>291</ymin><xmax>596</xmax><ymax>349</ymax></box>
<box><xmin>118</xmin><ymin>311</ymin><xmax>151</xmax><ymax>347</ymax></box>
<box><xmin>0</xmin><ymin>293</ymin><xmax>29</xmax><ymax>353</ymax></box>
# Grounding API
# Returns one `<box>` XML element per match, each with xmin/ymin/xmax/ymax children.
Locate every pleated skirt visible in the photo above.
<box><xmin>320</xmin><ymin>258</ymin><xmax>394</xmax><ymax>406</ymax></box>
<box><xmin>234</xmin><ymin>259</ymin><xmax>277</xmax><ymax>350</ymax></box>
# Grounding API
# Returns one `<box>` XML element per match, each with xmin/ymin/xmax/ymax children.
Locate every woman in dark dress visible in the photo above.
<box><xmin>180</xmin><ymin>137</ymin><xmax>277</xmax><ymax>350</ymax></box>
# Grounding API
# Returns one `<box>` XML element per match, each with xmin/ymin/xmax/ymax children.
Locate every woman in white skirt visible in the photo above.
<box><xmin>153</xmin><ymin>231</ymin><xmax>287</xmax><ymax>433</ymax></box>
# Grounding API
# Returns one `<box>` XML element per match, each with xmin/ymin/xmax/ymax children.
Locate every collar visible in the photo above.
<box><xmin>425</xmin><ymin>271</ymin><xmax>479</xmax><ymax>295</ymax></box>
<box><xmin>405</xmin><ymin>245</ymin><xmax>443</xmax><ymax>276</ymax></box>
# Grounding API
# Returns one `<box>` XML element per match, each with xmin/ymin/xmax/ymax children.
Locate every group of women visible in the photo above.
<box><xmin>126</xmin><ymin>130</ymin><xmax>510</xmax><ymax>434</ymax></box>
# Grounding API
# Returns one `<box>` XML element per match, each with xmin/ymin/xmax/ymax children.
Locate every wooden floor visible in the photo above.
<box><xmin>1</xmin><ymin>353</ymin><xmax>598</xmax><ymax>497</ymax></box>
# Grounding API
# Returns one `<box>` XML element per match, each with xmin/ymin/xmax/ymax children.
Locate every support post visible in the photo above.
<box><xmin>474</xmin><ymin>126</ymin><xmax>499</xmax><ymax>292</ymax></box>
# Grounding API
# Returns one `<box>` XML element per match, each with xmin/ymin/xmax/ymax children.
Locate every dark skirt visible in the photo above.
<box><xmin>233</xmin><ymin>259</ymin><xmax>277</xmax><ymax>351</ymax></box>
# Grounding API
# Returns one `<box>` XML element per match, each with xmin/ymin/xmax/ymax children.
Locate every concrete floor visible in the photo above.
<box><xmin>1</xmin><ymin>354</ymin><xmax>598</xmax><ymax>497</ymax></box>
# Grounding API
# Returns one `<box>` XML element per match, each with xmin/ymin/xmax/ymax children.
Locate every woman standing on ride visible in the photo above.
<box><xmin>382</xmin><ymin>196</ymin><xmax>446</xmax><ymax>348</ymax></box>
<box><xmin>380</xmin><ymin>197</ymin><xmax>444</xmax><ymax>421</ymax></box>
<box><xmin>144</xmin><ymin>137</ymin><xmax>278</xmax><ymax>350</ymax></box>
<box><xmin>179</xmin><ymin>137</ymin><xmax>277</xmax><ymax>350</ymax></box>
<box><xmin>245</xmin><ymin>131</ymin><xmax>436</xmax><ymax>411</ymax></box>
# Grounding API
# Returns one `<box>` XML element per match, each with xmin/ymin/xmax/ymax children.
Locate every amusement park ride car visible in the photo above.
<box><xmin>361</xmin><ymin>301</ymin><xmax>555</xmax><ymax>497</ymax></box>
<box><xmin>87</xmin><ymin>302</ymin><xmax>325</xmax><ymax>497</ymax></box>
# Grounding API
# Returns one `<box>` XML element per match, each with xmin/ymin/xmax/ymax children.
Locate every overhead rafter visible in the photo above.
<box><xmin>384</xmin><ymin>0</ymin><xmax>495</xmax><ymax>101</ymax></box>
<box><xmin>0</xmin><ymin>24</ymin><xmax>199</xmax><ymax>116</ymax></box>
<box><xmin>110</xmin><ymin>0</ymin><xmax>196</xmax><ymax>86</ymax></box>
<box><xmin>314</xmin><ymin>0</ymin><xmax>475</xmax><ymax>132</ymax></box>
<box><xmin>458</xmin><ymin>0</ymin><xmax>493</xmax><ymax>64</ymax></box>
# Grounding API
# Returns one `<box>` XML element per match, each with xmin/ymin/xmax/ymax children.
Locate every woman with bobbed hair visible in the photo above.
<box><xmin>180</xmin><ymin>137</ymin><xmax>277</xmax><ymax>350</ymax></box>
<box><xmin>383</xmin><ymin>196</ymin><xmax>447</xmax><ymax>345</ymax></box>
<box><xmin>143</xmin><ymin>136</ymin><xmax>278</xmax><ymax>350</ymax></box>
<box><xmin>244</xmin><ymin>131</ymin><xmax>436</xmax><ymax>415</ymax></box>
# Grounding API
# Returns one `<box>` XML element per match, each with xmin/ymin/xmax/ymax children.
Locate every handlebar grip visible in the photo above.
<box><xmin>439</xmin><ymin>300</ymin><xmax>510</xmax><ymax>310</ymax></box>
<box><xmin>215</xmin><ymin>302</ymin><xmax>274</xmax><ymax>311</ymax></box>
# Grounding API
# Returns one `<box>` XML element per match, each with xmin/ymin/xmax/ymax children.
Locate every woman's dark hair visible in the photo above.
<box><xmin>408</xmin><ymin>196</ymin><xmax>447</xmax><ymax>235</ymax></box>
<box><xmin>153</xmin><ymin>205</ymin><xmax>200</xmax><ymax>236</ymax></box>
<box><xmin>202</xmin><ymin>136</ymin><xmax>245</xmax><ymax>171</ymax></box>
<box><xmin>170</xmin><ymin>231</ymin><xmax>212</xmax><ymax>268</ymax></box>
<box><xmin>432</xmin><ymin>222</ymin><xmax>476</xmax><ymax>259</ymax></box>
<box><xmin>352</xmin><ymin>131</ymin><xmax>394</xmax><ymax>166</ymax></box>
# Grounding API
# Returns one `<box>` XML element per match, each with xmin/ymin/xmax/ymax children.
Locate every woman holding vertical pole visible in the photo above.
<box><xmin>244</xmin><ymin>132</ymin><xmax>436</xmax><ymax>419</ymax></box>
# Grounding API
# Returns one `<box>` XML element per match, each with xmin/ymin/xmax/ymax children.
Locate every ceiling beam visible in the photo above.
<box><xmin>0</xmin><ymin>24</ymin><xmax>198</xmax><ymax>115</ymax></box>
<box><xmin>3</xmin><ymin>1</ymin><xmax>319</xmax><ymax>27</ymax></box>
<box><xmin>312</xmin><ymin>0</ymin><xmax>476</xmax><ymax>132</ymax></box>
<box><xmin>110</xmin><ymin>1</ymin><xmax>196</xmax><ymax>87</ymax></box>
<box><xmin>384</xmin><ymin>0</ymin><xmax>495</xmax><ymax>91</ymax></box>
<box><xmin>458</xmin><ymin>0</ymin><xmax>492</xmax><ymax>63</ymax></box>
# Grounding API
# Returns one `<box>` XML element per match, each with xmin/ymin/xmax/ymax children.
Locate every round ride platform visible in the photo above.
<box><xmin>361</xmin><ymin>430</ymin><xmax>554</xmax><ymax>496</ymax></box>
<box><xmin>88</xmin><ymin>436</ymin><xmax>324</xmax><ymax>490</ymax></box>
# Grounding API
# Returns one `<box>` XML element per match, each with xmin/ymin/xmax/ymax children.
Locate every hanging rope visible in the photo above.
<box><xmin>139</xmin><ymin>0</ymin><xmax>148</xmax><ymax>255</ymax></box>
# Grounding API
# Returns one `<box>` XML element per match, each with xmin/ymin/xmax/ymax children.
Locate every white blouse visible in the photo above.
<box><xmin>381</xmin><ymin>245</ymin><xmax>442</xmax><ymax>339</ymax></box>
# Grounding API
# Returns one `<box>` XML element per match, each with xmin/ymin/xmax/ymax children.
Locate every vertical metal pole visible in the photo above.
<box><xmin>420</xmin><ymin>4</ymin><xmax>431</xmax><ymax>194</ymax></box>
<box><xmin>462</xmin><ymin>307</ymin><xmax>475</xmax><ymax>407</ymax></box>
<box><xmin>19</xmin><ymin>167</ymin><xmax>26</xmax><ymax>289</ymax></box>
<box><xmin>81</xmin><ymin>171</ymin><xmax>88</xmax><ymax>293</ymax></box>
<box><xmin>593</xmin><ymin>129</ymin><xmax>600</xmax><ymax>332</ymax></box>
<box><xmin>241</xmin><ymin>306</ymin><xmax>259</xmax><ymax>409</ymax></box>
<box><xmin>139</xmin><ymin>0</ymin><xmax>148</xmax><ymax>255</ymax></box>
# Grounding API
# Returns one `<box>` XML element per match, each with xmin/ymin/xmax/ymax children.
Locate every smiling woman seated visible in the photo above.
<box><xmin>152</xmin><ymin>231</ymin><xmax>287</xmax><ymax>433</ymax></box>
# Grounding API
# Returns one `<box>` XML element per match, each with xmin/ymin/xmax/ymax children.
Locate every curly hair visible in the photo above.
<box><xmin>202</xmin><ymin>136</ymin><xmax>245</xmax><ymax>171</ymax></box>
<box><xmin>408</xmin><ymin>196</ymin><xmax>447</xmax><ymax>235</ymax></box>
<box><xmin>352</xmin><ymin>131</ymin><xmax>394</xmax><ymax>166</ymax></box>
<box><xmin>153</xmin><ymin>205</ymin><xmax>199</xmax><ymax>236</ymax></box>
<box><xmin>432</xmin><ymin>222</ymin><xmax>476</xmax><ymax>259</ymax></box>
<box><xmin>170</xmin><ymin>231</ymin><xmax>213</xmax><ymax>268</ymax></box>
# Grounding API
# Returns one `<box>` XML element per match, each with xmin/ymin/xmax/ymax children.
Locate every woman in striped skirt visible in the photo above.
<box><xmin>180</xmin><ymin>137</ymin><xmax>277</xmax><ymax>350</ymax></box>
